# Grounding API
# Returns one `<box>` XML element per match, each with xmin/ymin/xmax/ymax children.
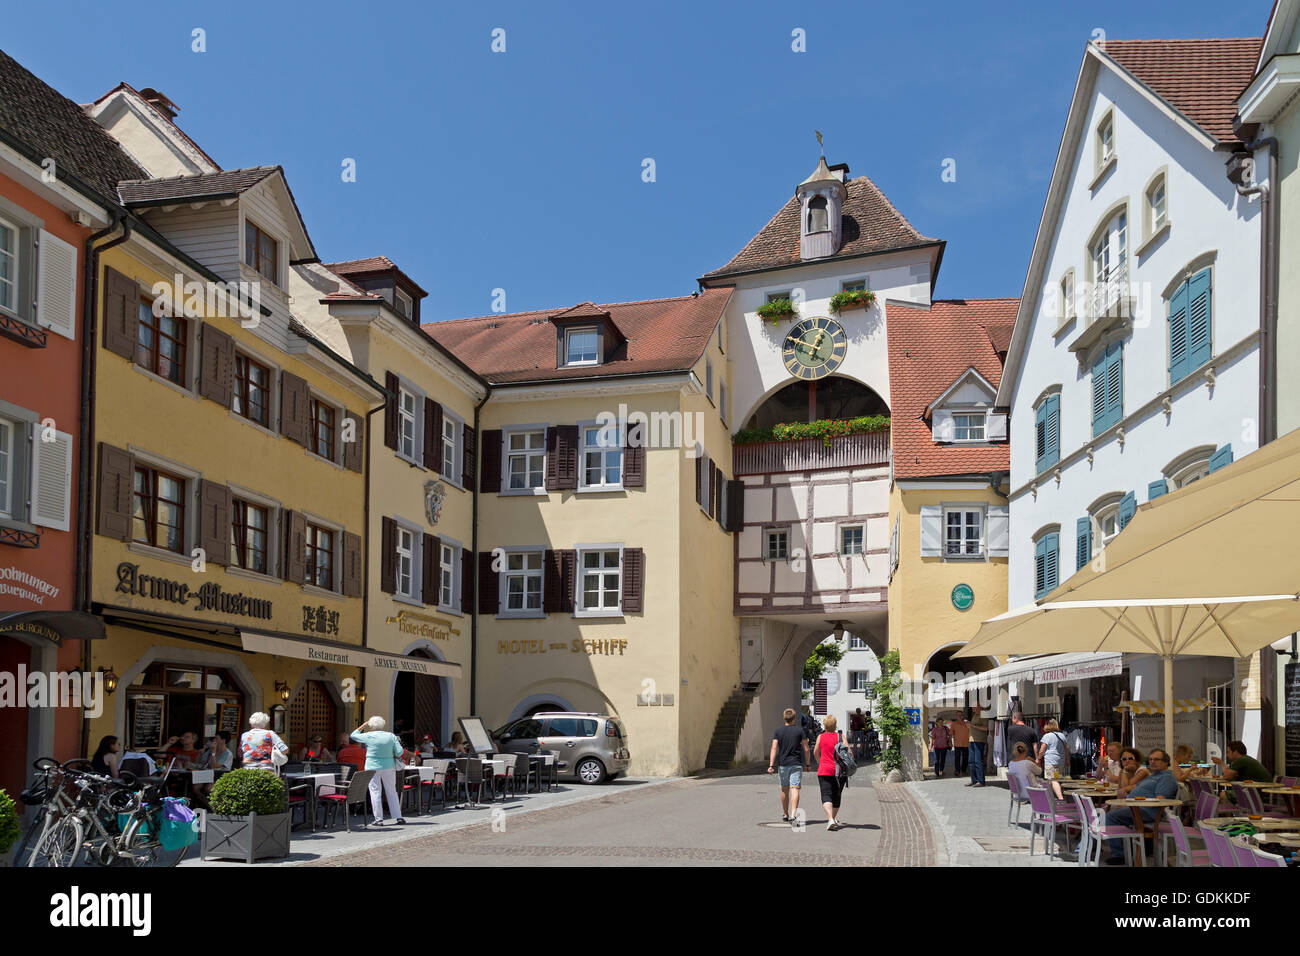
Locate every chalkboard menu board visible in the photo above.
<box><xmin>218</xmin><ymin>703</ymin><xmax>242</xmax><ymax>736</ymax></box>
<box><xmin>1286</xmin><ymin>662</ymin><xmax>1299</xmax><ymax>778</ymax></box>
<box><xmin>131</xmin><ymin>696</ymin><xmax>164</xmax><ymax>750</ymax></box>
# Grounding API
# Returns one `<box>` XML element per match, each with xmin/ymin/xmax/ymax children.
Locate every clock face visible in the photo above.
<box><xmin>782</xmin><ymin>317</ymin><xmax>847</xmax><ymax>380</ymax></box>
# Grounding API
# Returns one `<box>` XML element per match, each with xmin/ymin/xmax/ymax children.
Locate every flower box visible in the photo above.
<box><xmin>756</xmin><ymin>299</ymin><xmax>798</xmax><ymax>324</ymax></box>
<box><xmin>829</xmin><ymin>289</ymin><xmax>876</xmax><ymax>315</ymax></box>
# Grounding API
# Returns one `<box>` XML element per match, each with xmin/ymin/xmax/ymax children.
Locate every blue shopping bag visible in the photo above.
<box><xmin>158</xmin><ymin>797</ymin><xmax>198</xmax><ymax>850</ymax></box>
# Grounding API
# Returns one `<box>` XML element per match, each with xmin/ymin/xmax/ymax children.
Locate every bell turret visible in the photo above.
<box><xmin>796</xmin><ymin>156</ymin><xmax>848</xmax><ymax>260</ymax></box>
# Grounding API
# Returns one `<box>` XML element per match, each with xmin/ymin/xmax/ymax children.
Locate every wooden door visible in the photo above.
<box><xmin>288</xmin><ymin>681</ymin><xmax>337</xmax><ymax>753</ymax></box>
<box><xmin>412</xmin><ymin>674</ymin><xmax>441</xmax><ymax>750</ymax></box>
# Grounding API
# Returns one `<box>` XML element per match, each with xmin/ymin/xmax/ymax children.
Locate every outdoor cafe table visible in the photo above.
<box><xmin>1106</xmin><ymin>798</ymin><xmax>1184</xmax><ymax>866</ymax></box>
<box><xmin>1203</xmin><ymin>816</ymin><xmax>1300</xmax><ymax>831</ymax></box>
<box><xmin>1253</xmin><ymin>832</ymin><xmax>1300</xmax><ymax>849</ymax></box>
<box><xmin>529</xmin><ymin>753</ymin><xmax>557</xmax><ymax>791</ymax></box>
<box><xmin>1264</xmin><ymin>787</ymin><xmax>1300</xmax><ymax>816</ymax></box>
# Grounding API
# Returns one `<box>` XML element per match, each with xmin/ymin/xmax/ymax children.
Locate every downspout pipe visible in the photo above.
<box><xmin>358</xmin><ymin>402</ymin><xmax>384</xmax><ymax>723</ymax></box>
<box><xmin>470</xmin><ymin>388</ymin><xmax>490</xmax><ymax>714</ymax></box>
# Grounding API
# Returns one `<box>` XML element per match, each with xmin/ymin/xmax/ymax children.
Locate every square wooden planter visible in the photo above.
<box><xmin>200</xmin><ymin>812</ymin><xmax>291</xmax><ymax>863</ymax></box>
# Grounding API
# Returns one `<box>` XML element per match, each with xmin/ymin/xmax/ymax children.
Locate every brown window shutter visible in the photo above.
<box><xmin>621</xmin><ymin>547</ymin><xmax>644</xmax><ymax>613</ymax></box>
<box><xmin>383</xmin><ymin>372</ymin><xmax>400</xmax><ymax>451</ymax></box>
<box><xmin>342</xmin><ymin>531</ymin><xmax>363</xmax><ymax>597</ymax></box>
<box><xmin>623</xmin><ymin>427</ymin><xmax>645</xmax><ymax>488</ymax></box>
<box><xmin>284</xmin><ymin>510</ymin><xmax>307</xmax><ymax>583</ymax></box>
<box><xmin>545</xmin><ymin>425</ymin><xmax>579</xmax><ymax>491</ymax></box>
<box><xmin>478</xmin><ymin>550</ymin><xmax>498</xmax><ymax>614</ymax></box>
<box><xmin>198</xmin><ymin>324</ymin><xmax>234</xmax><ymax>406</ymax></box>
<box><xmin>422</xmin><ymin>533</ymin><xmax>440</xmax><ymax>606</ymax></box>
<box><xmin>694</xmin><ymin>453</ymin><xmax>703</xmax><ymax>508</ymax></box>
<box><xmin>726</xmin><ymin>479</ymin><xmax>745</xmax><ymax>532</ymax></box>
<box><xmin>543</xmin><ymin>549</ymin><xmax>575</xmax><ymax>613</ymax></box>
<box><xmin>423</xmin><ymin>399</ymin><xmax>443</xmax><ymax>469</ymax></box>
<box><xmin>199</xmin><ymin>480</ymin><xmax>231</xmax><ymax>566</ymax></box>
<box><xmin>280</xmin><ymin>372</ymin><xmax>310</xmax><ymax>446</ymax></box>
<box><xmin>479</xmin><ymin>429</ymin><xmax>502</xmax><ymax>493</ymax></box>
<box><xmin>710</xmin><ymin>463</ymin><xmax>719</xmax><ymax>519</ymax></box>
<box><xmin>96</xmin><ymin>442</ymin><xmax>134</xmax><ymax>540</ymax></box>
<box><xmin>343</xmin><ymin>409</ymin><xmax>364</xmax><ymax>473</ymax></box>
<box><xmin>462</xmin><ymin>424</ymin><xmax>476</xmax><ymax>487</ymax></box>
<box><xmin>716</xmin><ymin>468</ymin><xmax>726</xmax><ymax>530</ymax></box>
<box><xmin>101</xmin><ymin>267</ymin><xmax>137</xmax><ymax>360</ymax></box>
<box><xmin>461</xmin><ymin>548</ymin><xmax>473</xmax><ymax>612</ymax></box>
<box><xmin>379</xmin><ymin>517</ymin><xmax>397</xmax><ymax>594</ymax></box>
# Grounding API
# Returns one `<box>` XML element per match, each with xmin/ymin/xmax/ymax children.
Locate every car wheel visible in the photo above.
<box><xmin>575</xmin><ymin>757</ymin><xmax>606</xmax><ymax>785</ymax></box>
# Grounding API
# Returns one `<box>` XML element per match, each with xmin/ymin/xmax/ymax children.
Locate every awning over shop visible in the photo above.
<box><xmin>0</xmin><ymin>610</ymin><xmax>106</xmax><ymax>645</ymax></box>
<box><xmin>239</xmin><ymin>630</ymin><xmax>462</xmax><ymax>678</ymax></box>
<box><xmin>1115</xmin><ymin>698</ymin><xmax>1209</xmax><ymax>715</ymax></box>
<box><xmin>927</xmin><ymin>651</ymin><xmax>1123</xmax><ymax>702</ymax></box>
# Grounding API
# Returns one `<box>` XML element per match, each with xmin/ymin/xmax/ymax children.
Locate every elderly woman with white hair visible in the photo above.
<box><xmin>351</xmin><ymin>716</ymin><xmax>406</xmax><ymax>825</ymax></box>
<box><xmin>239</xmin><ymin>712</ymin><xmax>289</xmax><ymax>771</ymax></box>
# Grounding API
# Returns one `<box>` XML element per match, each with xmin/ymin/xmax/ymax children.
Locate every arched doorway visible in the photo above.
<box><xmin>744</xmin><ymin>375</ymin><xmax>889</xmax><ymax>431</ymax></box>
<box><xmin>524</xmin><ymin>700</ymin><xmax>564</xmax><ymax>717</ymax></box>
<box><xmin>393</xmin><ymin>648</ymin><xmax>443</xmax><ymax>750</ymax></box>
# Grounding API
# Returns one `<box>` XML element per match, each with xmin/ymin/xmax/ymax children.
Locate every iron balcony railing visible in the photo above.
<box><xmin>1090</xmin><ymin>258</ymin><xmax>1130</xmax><ymax>322</ymax></box>
<box><xmin>732</xmin><ymin>430</ymin><xmax>889</xmax><ymax>476</ymax></box>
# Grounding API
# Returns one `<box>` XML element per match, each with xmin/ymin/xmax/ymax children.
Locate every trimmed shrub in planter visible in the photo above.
<box><xmin>829</xmin><ymin>288</ymin><xmax>876</xmax><ymax>314</ymax></box>
<box><xmin>201</xmin><ymin>769</ymin><xmax>291</xmax><ymax>863</ymax></box>
<box><xmin>0</xmin><ymin>789</ymin><xmax>18</xmax><ymax>867</ymax></box>
<box><xmin>756</xmin><ymin>298</ymin><xmax>797</xmax><ymax>324</ymax></box>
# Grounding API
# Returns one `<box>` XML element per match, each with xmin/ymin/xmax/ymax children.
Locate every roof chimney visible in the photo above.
<box><xmin>138</xmin><ymin>87</ymin><xmax>179</xmax><ymax>121</ymax></box>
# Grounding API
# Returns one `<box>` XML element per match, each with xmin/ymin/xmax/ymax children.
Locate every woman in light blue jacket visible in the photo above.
<box><xmin>351</xmin><ymin>717</ymin><xmax>405</xmax><ymax>825</ymax></box>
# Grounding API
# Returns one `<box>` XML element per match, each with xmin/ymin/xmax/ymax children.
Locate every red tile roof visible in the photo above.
<box><xmin>702</xmin><ymin>175</ymin><xmax>940</xmax><ymax>280</ymax></box>
<box><xmin>888</xmin><ymin>298</ymin><xmax>1017</xmax><ymax>479</ymax></box>
<box><xmin>1100</xmin><ymin>37</ymin><xmax>1263</xmax><ymax>145</ymax></box>
<box><xmin>325</xmin><ymin>256</ymin><xmax>428</xmax><ymax>297</ymax></box>
<box><xmin>423</xmin><ymin>288</ymin><xmax>732</xmax><ymax>385</ymax></box>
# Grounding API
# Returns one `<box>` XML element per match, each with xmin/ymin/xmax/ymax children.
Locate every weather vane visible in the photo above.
<box><xmin>815</xmin><ymin>130</ymin><xmax>824</xmax><ymax>156</ymax></box>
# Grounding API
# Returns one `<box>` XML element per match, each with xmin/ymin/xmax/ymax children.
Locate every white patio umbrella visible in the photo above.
<box><xmin>956</xmin><ymin>426</ymin><xmax>1300</xmax><ymax>753</ymax></box>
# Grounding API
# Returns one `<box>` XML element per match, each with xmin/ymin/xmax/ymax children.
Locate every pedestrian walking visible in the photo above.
<box><xmin>964</xmin><ymin>705</ymin><xmax>989</xmax><ymax>787</ymax></box>
<box><xmin>849</xmin><ymin>708</ymin><xmax>867</xmax><ymax>758</ymax></box>
<box><xmin>1036</xmin><ymin>719</ymin><xmax>1070</xmax><ymax>780</ymax></box>
<box><xmin>815</xmin><ymin>714</ymin><xmax>845</xmax><ymax>830</ymax></box>
<box><xmin>929</xmin><ymin>717</ymin><xmax>951</xmax><ymax>777</ymax></box>
<box><xmin>950</xmin><ymin>713</ymin><xmax>970</xmax><ymax>776</ymax></box>
<box><xmin>768</xmin><ymin>707</ymin><xmax>811</xmax><ymax>826</ymax></box>
<box><xmin>350</xmin><ymin>716</ymin><xmax>406</xmax><ymax>825</ymax></box>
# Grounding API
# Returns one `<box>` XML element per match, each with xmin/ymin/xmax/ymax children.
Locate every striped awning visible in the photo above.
<box><xmin>1114</xmin><ymin>698</ymin><xmax>1210</xmax><ymax>715</ymax></box>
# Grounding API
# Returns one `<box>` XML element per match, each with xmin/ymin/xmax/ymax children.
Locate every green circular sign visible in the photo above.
<box><xmin>951</xmin><ymin>583</ymin><xmax>974</xmax><ymax>611</ymax></box>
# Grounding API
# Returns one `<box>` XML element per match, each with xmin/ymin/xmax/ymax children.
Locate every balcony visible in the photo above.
<box><xmin>732</xmin><ymin>430</ymin><xmax>889</xmax><ymax>476</ymax></box>
<box><xmin>1088</xmin><ymin>260</ymin><xmax>1132</xmax><ymax>324</ymax></box>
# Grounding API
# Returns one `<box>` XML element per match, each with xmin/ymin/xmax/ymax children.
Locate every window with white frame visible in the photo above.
<box><xmin>705</xmin><ymin>358</ymin><xmax>714</xmax><ymax>403</ymax></box>
<box><xmin>1061</xmin><ymin>271</ymin><xmax>1075</xmax><ymax>324</ymax></box>
<box><xmin>564</xmin><ymin>327</ymin><xmax>598</xmax><ymax>366</ymax></box>
<box><xmin>0</xmin><ymin>416</ymin><xmax>14</xmax><ymax>518</ymax></box>
<box><xmin>840</xmin><ymin>524</ymin><xmax>865</xmax><ymax>556</ymax></box>
<box><xmin>395</xmin><ymin>288</ymin><xmax>413</xmax><ymax>319</ymax></box>
<box><xmin>1091</xmin><ymin>210</ymin><xmax>1127</xmax><ymax>285</ymax></box>
<box><xmin>720</xmin><ymin>382</ymin><xmax>728</xmax><ymax>426</ymax></box>
<box><xmin>581</xmin><ymin>423</ymin><xmax>622</xmax><ymax>489</ymax></box>
<box><xmin>842</xmin><ymin>279</ymin><xmax>866</xmax><ymax>292</ymax></box>
<box><xmin>395</xmin><ymin>525</ymin><xmax>416</xmax><ymax>599</ymax></box>
<box><xmin>0</xmin><ymin>215</ymin><xmax>17</xmax><ymax>313</ymax></box>
<box><xmin>398</xmin><ymin>388</ymin><xmax>418</xmax><ymax>461</ymax></box>
<box><xmin>765</xmin><ymin>529</ymin><xmax>788</xmax><ymax>561</ymax></box>
<box><xmin>1171</xmin><ymin>457</ymin><xmax>1211</xmax><ymax>489</ymax></box>
<box><xmin>1097</xmin><ymin>114</ymin><xmax>1115</xmax><ymax>169</ymax></box>
<box><xmin>767</xmin><ymin>290</ymin><xmax>791</xmax><ymax>304</ymax></box>
<box><xmin>440</xmin><ymin>542</ymin><xmax>457</xmax><ymax>609</ymax></box>
<box><xmin>578</xmin><ymin>548</ymin><xmax>621</xmax><ymax>613</ymax></box>
<box><xmin>503</xmin><ymin>551</ymin><xmax>543</xmax><ymax>613</ymax></box>
<box><xmin>849</xmin><ymin>634</ymin><xmax>868</xmax><ymax>651</ymax></box>
<box><xmin>944</xmin><ymin>508</ymin><xmax>983</xmax><ymax>558</ymax></box>
<box><xmin>952</xmin><ymin>412</ymin><xmax>986</xmax><ymax>442</ymax></box>
<box><xmin>442</xmin><ymin>417</ymin><xmax>458</xmax><ymax>481</ymax></box>
<box><xmin>1147</xmin><ymin>175</ymin><xmax>1167</xmax><ymax>234</ymax></box>
<box><xmin>849</xmin><ymin>671</ymin><xmax>870</xmax><ymax>693</ymax></box>
<box><xmin>1092</xmin><ymin>501</ymin><xmax>1121</xmax><ymax>550</ymax></box>
<box><xmin>506</xmin><ymin>430</ymin><xmax>545</xmax><ymax>490</ymax></box>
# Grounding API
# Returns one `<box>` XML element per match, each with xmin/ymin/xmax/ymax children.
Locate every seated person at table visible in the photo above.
<box><xmin>449</xmin><ymin>731</ymin><xmax>469</xmax><ymax>755</ymax></box>
<box><xmin>1116</xmin><ymin>747</ymin><xmax>1149</xmax><ymax>796</ymax></box>
<box><xmin>164</xmin><ymin>731</ymin><xmax>202</xmax><ymax>768</ymax></box>
<box><xmin>1094</xmin><ymin>742</ymin><xmax>1122</xmax><ymax>783</ymax></box>
<box><xmin>297</xmin><ymin>736</ymin><xmax>335</xmax><ymax>763</ymax></box>
<box><xmin>1211</xmin><ymin>740</ymin><xmax>1271</xmax><ymax>784</ymax></box>
<box><xmin>338</xmin><ymin>735</ymin><xmax>368</xmax><ymax>771</ymax></box>
<box><xmin>1171</xmin><ymin>744</ymin><xmax>1203</xmax><ymax>784</ymax></box>
<box><xmin>1104</xmin><ymin>749</ymin><xmax>1179</xmax><ymax>865</ymax></box>
<box><xmin>91</xmin><ymin>735</ymin><xmax>122</xmax><ymax>778</ymax></box>
<box><xmin>1007</xmin><ymin>741</ymin><xmax>1064</xmax><ymax>801</ymax></box>
<box><xmin>190</xmin><ymin>732</ymin><xmax>233</xmax><ymax>805</ymax></box>
<box><xmin>418</xmin><ymin>735</ymin><xmax>436</xmax><ymax>757</ymax></box>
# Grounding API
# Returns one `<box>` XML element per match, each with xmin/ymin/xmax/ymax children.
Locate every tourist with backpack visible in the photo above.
<box><xmin>815</xmin><ymin>715</ymin><xmax>848</xmax><ymax>830</ymax></box>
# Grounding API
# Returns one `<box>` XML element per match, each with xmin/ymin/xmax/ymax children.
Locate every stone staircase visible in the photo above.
<box><xmin>704</xmin><ymin>685</ymin><xmax>757</xmax><ymax>770</ymax></box>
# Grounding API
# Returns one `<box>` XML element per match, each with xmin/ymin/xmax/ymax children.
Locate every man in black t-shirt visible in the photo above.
<box><xmin>1006</xmin><ymin>711</ymin><xmax>1039</xmax><ymax>764</ymax></box>
<box><xmin>769</xmin><ymin>707</ymin><xmax>812</xmax><ymax>825</ymax></box>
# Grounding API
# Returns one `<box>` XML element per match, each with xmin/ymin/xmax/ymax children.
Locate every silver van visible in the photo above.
<box><xmin>492</xmin><ymin>712</ymin><xmax>630</xmax><ymax>784</ymax></box>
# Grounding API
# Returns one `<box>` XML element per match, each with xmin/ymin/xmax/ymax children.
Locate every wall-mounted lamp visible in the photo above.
<box><xmin>100</xmin><ymin>666</ymin><xmax>118</xmax><ymax>694</ymax></box>
<box><xmin>357</xmin><ymin>689</ymin><xmax>367</xmax><ymax>705</ymax></box>
<box><xmin>275</xmin><ymin>680</ymin><xmax>291</xmax><ymax>702</ymax></box>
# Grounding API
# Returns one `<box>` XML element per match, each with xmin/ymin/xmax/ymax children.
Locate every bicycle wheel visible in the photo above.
<box><xmin>30</xmin><ymin>816</ymin><xmax>84</xmax><ymax>868</ymax></box>
<box><xmin>12</xmin><ymin>808</ymin><xmax>52</xmax><ymax>867</ymax></box>
<box><xmin>119</xmin><ymin>817</ymin><xmax>189</xmax><ymax>867</ymax></box>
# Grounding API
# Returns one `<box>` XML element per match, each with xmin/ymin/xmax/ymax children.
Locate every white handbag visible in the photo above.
<box><xmin>269</xmin><ymin>733</ymin><xmax>288</xmax><ymax>768</ymax></box>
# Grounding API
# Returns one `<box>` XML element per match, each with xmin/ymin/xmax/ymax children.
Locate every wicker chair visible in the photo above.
<box><xmin>318</xmin><ymin>769</ymin><xmax>375</xmax><ymax>831</ymax></box>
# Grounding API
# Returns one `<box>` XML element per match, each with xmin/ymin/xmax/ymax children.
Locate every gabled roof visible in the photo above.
<box><xmin>423</xmin><ymin>288</ymin><xmax>733</xmax><ymax>386</ymax></box>
<box><xmin>1101</xmin><ymin>37</ymin><xmax>1264</xmax><ymax>145</ymax></box>
<box><xmin>0</xmin><ymin>47</ymin><xmax>146</xmax><ymax>201</ymax></box>
<box><xmin>701</xmin><ymin>174</ymin><xmax>941</xmax><ymax>281</ymax></box>
<box><xmin>86</xmin><ymin>81</ymin><xmax>221</xmax><ymax>175</ymax></box>
<box><xmin>888</xmin><ymin>298</ymin><xmax>1016</xmax><ymax>480</ymax></box>
<box><xmin>325</xmin><ymin>256</ymin><xmax>429</xmax><ymax>298</ymax></box>
<box><xmin>548</xmin><ymin>301</ymin><xmax>610</xmax><ymax>322</ymax></box>
<box><xmin>924</xmin><ymin>367</ymin><xmax>997</xmax><ymax>417</ymax></box>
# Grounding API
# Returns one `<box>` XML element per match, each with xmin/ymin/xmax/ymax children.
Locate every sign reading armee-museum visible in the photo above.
<box><xmin>114</xmin><ymin>562</ymin><xmax>273</xmax><ymax>619</ymax></box>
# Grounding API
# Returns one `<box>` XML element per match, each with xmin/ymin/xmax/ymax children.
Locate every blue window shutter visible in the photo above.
<box><xmin>1105</xmin><ymin>344</ymin><xmax>1123</xmax><ymax>430</ymax></box>
<box><xmin>1148</xmin><ymin>478</ymin><xmax>1168</xmax><ymax>500</ymax></box>
<box><xmin>1118</xmin><ymin>490</ymin><xmax>1137</xmax><ymax>530</ymax></box>
<box><xmin>1035</xmin><ymin>402</ymin><xmax>1047</xmax><ymax>473</ymax></box>
<box><xmin>1044</xmin><ymin>532</ymin><xmax>1059</xmax><ymax>593</ymax></box>
<box><xmin>1168</xmin><ymin>279</ymin><xmax>1190</xmax><ymax>384</ymax></box>
<box><xmin>1208</xmin><ymin>444</ymin><xmax>1233</xmax><ymax>473</ymax></box>
<box><xmin>1035</xmin><ymin>537</ymin><xmax>1047</xmax><ymax>597</ymax></box>
<box><xmin>1186</xmin><ymin>268</ymin><xmax>1212</xmax><ymax>373</ymax></box>
<box><xmin>1076</xmin><ymin>516</ymin><xmax>1091</xmax><ymax>571</ymax></box>
<box><xmin>1046</xmin><ymin>395</ymin><xmax>1060</xmax><ymax>467</ymax></box>
<box><xmin>1091</xmin><ymin>349</ymin><xmax>1108</xmax><ymax>434</ymax></box>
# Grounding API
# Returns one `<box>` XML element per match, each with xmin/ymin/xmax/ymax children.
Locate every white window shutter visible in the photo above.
<box><xmin>987</xmin><ymin>504</ymin><xmax>1009</xmax><ymax>557</ymax></box>
<box><xmin>37</xmin><ymin>230</ymin><xmax>78</xmax><ymax>340</ymax></box>
<box><xmin>986</xmin><ymin>411</ymin><xmax>1008</xmax><ymax>441</ymax></box>
<box><xmin>919</xmin><ymin>505</ymin><xmax>942</xmax><ymax>556</ymax></box>
<box><xmin>31</xmin><ymin>427</ymin><xmax>73</xmax><ymax>531</ymax></box>
<box><xmin>932</xmin><ymin>409</ymin><xmax>955</xmax><ymax>442</ymax></box>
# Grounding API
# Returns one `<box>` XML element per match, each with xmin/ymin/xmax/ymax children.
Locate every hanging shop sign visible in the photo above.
<box><xmin>1033</xmin><ymin>656</ymin><xmax>1123</xmax><ymax>683</ymax></box>
<box><xmin>114</xmin><ymin>562</ymin><xmax>272</xmax><ymax>619</ymax></box>
<box><xmin>384</xmin><ymin>609</ymin><xmax>460</xmax><ymax>642</ymax></box>
<box><xmin>951</xmin><ymin>583</ymin><xmax>974</xmax><ymax>611</ymax></box>
<box><xmin>240</xmin><ymin>629</ymin><xmax>462</xmax><ymax>678</ymax></box>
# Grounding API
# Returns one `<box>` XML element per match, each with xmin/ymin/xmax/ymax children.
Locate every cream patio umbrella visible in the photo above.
<box><xmin>956</xmin><ymin>426</ymin><xmax>1300</xmax><ymax>753</ymax></box>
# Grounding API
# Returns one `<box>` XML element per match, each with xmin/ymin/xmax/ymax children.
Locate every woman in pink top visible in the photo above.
<box><xmin>816</xmin><ymin>715</ymin><xmax>845</xmax><ymax>831</ymax></box>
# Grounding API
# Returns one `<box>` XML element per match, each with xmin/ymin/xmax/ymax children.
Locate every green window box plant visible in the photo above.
<box><xmin>756</xmin><ymin>298</ymin><xmax>798</xmax><ymax>324</ymax></box>
<box><xmin>828</xmin><ymin>288</ymin><xmax>876</xmax><ymax>314</ymax></box>
<box><xmin>732</xmin><ymin>415</ymin><xmax>890</xmax><ymax>448</ymax></box>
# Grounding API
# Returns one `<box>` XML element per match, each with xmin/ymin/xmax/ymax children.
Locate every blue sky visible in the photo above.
<box><xmin>4</xmin><ymin>1</ymin><xmax>1271</xmax><ymax>321</ymax></box>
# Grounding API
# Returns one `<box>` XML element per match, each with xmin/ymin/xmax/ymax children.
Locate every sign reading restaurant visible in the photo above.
<box><xmin>240</xmin><ymin>630</ymin><xmax>463</xmax><ymax>679</ymax></box>
<box><xmin>114</xmin><ymin>562</ymin><xmax>273</xmax><ymax>619</ymax></box>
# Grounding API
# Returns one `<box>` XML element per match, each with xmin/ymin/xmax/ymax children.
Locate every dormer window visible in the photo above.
<box><xmin>952</xmin><ymin>412</ymin><xmax>986</xmax><ymax>442</ymax></box>
<box><xmin>564</xmin><ymin>327</ymin><xmax>599</xmax><ymax>366</ymax></box>
<box><xmin>807</xmin><ymin>196</ymin><xmax>829</xmax><ymax>233</ymax></box>
<box><xmin>395</xmin><ymin>288</ymin><xmax>413</xmax><ymax>319</ymax></box>
<box><xmin>244</xmin><ymin>220</ymin><xmax>279</xmax><ymax>284</ymax></box>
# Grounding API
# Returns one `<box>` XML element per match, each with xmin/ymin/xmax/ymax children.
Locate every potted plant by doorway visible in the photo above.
<box><xmin>0</xmin><ymin>788</ymin><xmax>19</xmax><ymax>867</ymax></box>
<box><xmin>200</xmin><ymin>769</ymin><xmax>290</xmax><ymax>863</ymax></box>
